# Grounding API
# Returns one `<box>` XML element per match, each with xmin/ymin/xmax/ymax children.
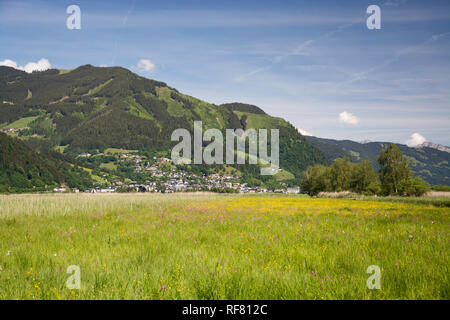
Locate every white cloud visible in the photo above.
<box><xmin>136</xmin><ymin>59</ymin><xmax>155</xmax><ymax>73</ymax></box>
<box><xmin>0</xmin><ymin>59</ymin><xmax>18</xmax><ymax>69</ymax></box>
<box><xmin>99</xmin><ymin>64</ymin><xmax>109</xmax><ymax>67</ymax></box>
<box><xmin>0</xmin><ymin>58</ymin><xmax>51</xmax><ymax>73</ymax></box>
<box><xmin>431</xmin><ymin>32</ymin><xmax>450</xmax><ymax>41</ymax></box>
<box><xmin>406</xmin><ymin>133</ymin><xmax>426</xmax><ymax>147</ymax></box>
<box><xmin>338</xmin><ymin>111</ymin><xmax>360</xmax><ymax>125</ymax></box>
<box><xmin>296</xmin><ymin>126</ymin><xmax>313</xmax><ymax>136</ymax></box>
<box><xmin>22</xmin><ymin>59</ymin><xmax>51</xmax><ymax>73</ymax></box>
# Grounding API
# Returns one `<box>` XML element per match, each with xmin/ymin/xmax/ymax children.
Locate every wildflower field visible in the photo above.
<box><xmin>0</xmin><ymin>193</ymin><xmax>448</xmax><ymax>300</ymax></box>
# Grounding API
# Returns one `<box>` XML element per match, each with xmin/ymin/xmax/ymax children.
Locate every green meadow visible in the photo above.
<box><xmin>0</xmin><ymin>116</ymin><xmax>39</xmax><ymax>129</ymax></box>
<box><xmin>0</xmin><ymin>193</ymin><xmax>448</xmax><ymax>300</ymax></box>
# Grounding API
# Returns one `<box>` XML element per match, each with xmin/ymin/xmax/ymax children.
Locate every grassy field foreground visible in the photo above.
<box><xmin>0</xmin><ymin>193</ymin><xmax>448</xmax><ymax>299</ymax></box>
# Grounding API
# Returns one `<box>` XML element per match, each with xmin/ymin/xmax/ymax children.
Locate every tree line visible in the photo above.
<box><xmin>301</xmin><ymin>144</ymin><xmax>430</xmax><ymax>196</ymax></box>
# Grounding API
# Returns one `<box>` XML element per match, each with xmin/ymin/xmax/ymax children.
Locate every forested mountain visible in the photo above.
<box><xmin>0</xmin><ymin>65</ymin><xmax>326</xmax><ymax>187</ymax></box>
<box><xmin>305</xmin><ymin>136</ymin><xmax>450</xmax><ymax>185</ymax></box>
<box><xmin>0</xmin><ymin>132</ymin><xmax>92</xmax><ymax>192</ymax></box>
<box><xmin>3</xmin><ymin>64</ymin><xmax>447</xmax><ymax>190</ymax></box>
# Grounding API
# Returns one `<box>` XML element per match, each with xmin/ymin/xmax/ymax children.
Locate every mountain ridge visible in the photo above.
<box><xmin>304</xmin><ymin>135</ymin><xmax>450</xmax><ymax>185</ymax></box>
<box><xmin>418</xmin><ymin>141</ymin><xmax>450</xmax><ymax>154</ymax></box>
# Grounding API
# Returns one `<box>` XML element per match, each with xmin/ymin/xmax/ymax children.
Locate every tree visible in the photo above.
<box><xmin>350</xmin><ymin>160</ymin><xmax>380</xmax><ymax>195</ymax></box>
<box><xmin>377</xmin><ymin>144</ymin><xmax>411</xmax><ymax>195</ymax></box>
<box><xmin>301</xmin><ymin>158</ymin><xmax>380</xmax><ymax>196</ymax></box>
<box><xmin>398</xmin><ymin>176</ymin><xmax>430</xmax><ymax>196</ymax></box>
<box><xmin>300</xmin><ymin>164</ymin><xmax>331</xmax><ymax>196</ymax></box>
<box><xmin>330</xmin><ymin>157</ymin><xmax>352</xmax><ymax>191</ymax></box>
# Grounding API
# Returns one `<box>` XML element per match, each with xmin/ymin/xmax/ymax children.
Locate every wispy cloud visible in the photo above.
<box><xmin>234</xmin><ymin>66</ymin><xmax>271</xmax><ymax>83</ymax></box>
<box><xmin>273</xmin><ymin>40</ymin><xmax>314</xmax><ymax>63</ymax></box>
<box><xmin>273</xmin><ymin>20</ymin><xmax>361</xmax><ymax>64</ymax></box>
<box><xmin>383</xmin><ymin>0</ymin><xmax>408</xmax><ymax>7</ymax></box>
<box><xmin>236</xmin><ymin>19</ymin><xmax>360</xmax><ymax>83</ymax></box>
<box><xmin>336</xmin><ymin>32</ymin><xmax>450</xmax><ymax>87</ymax></box>
<box><xmin>0</xmin><ymin>6</ymin><xmax>340</xmax><ymax>26</ymax></box>
<box><xmin>1</xmin><ymin>0</ymin><xmax>448</xmax><ymax>28</ymax></box>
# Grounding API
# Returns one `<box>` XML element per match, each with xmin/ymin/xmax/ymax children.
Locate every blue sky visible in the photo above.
<box><xmin>1</xmin><ymin>0</ymin><xmax>449</xmax><ymax>145</ymax></box>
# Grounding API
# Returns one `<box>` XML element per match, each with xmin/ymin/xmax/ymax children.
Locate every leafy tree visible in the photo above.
<box><xmin>377</xmin><ymin>144</ymin><xmax>411</xmax><ymax>195</ymax></box>
<box><xmin>301</xmin><ymin>158</ymin><xmax>380</xmax><ymax>195</ymax></box>
<box><xmin>398</xmin><ymin>176</ymin><xmax>430</xmax><ymax>196</ymax></box>
<box><xmin>350</xmin><ymin>160</ymin><xmax>379</xmax><ymax>195</ymax></box>
<box><xmin>300</xmin><ymin>164</ymin><xmax>331</xmax><ymax>196</ymax></box>
<box><xmin>330</xmin><ymin>157</ymin><xmax>352</xmax><ymax>191</ymax></box>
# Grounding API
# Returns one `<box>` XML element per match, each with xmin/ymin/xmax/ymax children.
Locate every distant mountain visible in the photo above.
<box><xmin>0</xmin><ymin>65</ymin><xmax>326</xmax><ymax>183</ymax></box>
<box><xmin>305</xmin><ymin>136</ymin><xmax>450</xmax><ymax>185</ymax></box>
<box><xmin>417</xmin><ymin>141</ymin><xmax>450</xmax><ymax>154</ymax></box>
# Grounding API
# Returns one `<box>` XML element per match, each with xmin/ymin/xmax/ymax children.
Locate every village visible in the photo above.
<box><xmin>0</xmin><ymin>127</ymin><xmax>25</xmax><ymax>134</ymax></box>
<box><xmin>54</xmin><ymin>151</ymin><xmax>300</xmax><ymax>195</ymax></box>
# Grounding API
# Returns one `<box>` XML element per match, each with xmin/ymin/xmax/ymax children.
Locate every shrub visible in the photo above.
<box><xmin>431</xmin><ymin>185</ymin><xmax>450</xmax><ymax>192</ymax></box>
<box><xmin>398</xmin><ymin>176</ymin><xmax>430</xmax><ymax>196</ymax></box>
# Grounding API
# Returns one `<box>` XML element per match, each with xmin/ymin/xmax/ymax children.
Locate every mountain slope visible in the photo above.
<box><xmin>0</xmin><ymin>133</ymin><xmax>92</xmax><ymax>192</ymax></box>
<box><xmin>0</xmin><ymin>65</ymin><xmax>326</xmax><ymax>181</ymax></box>
<box><xmin>305</xmin><ymin>136</ymin><xmax>450</xmax><ymax>185</ymax></box>
<box><xmin>418</xmin><ymin>141</ymin><xmax>450</xmax><ymax>154</ymax></box>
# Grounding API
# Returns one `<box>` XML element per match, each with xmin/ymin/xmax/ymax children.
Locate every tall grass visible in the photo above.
<box><xmin>0</xmin><ymin>194</ymin><xmax>448</xmax><ymax>299</ymax></box>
